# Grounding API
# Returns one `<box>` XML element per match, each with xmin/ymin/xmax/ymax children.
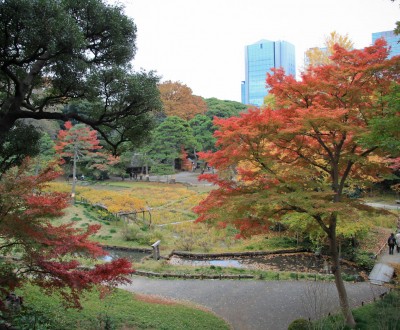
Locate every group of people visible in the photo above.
<box><xmin>388</xmin><ymin>231</ymin><xmax>400</xmax><ymax>255</ymax></box>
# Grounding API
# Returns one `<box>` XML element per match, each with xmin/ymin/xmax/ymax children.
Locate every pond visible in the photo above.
<box><xmin>169</xmin><ymin>252</ymin><xmax>364</xmax><ymax>277</ymax></box>
<box><xmin>102</xmin><ymin>248</ymin><xmax>151</xmax><ymax>263</ymax></box>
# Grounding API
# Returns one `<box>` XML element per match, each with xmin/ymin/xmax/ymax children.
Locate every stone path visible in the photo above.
<box><xmin>369</xmin><ymin>239</ymin><xmax>400</xmax><ymax>285</ymax></box>
<box><xmin>120</xmin><ymin>277</ymin><xmax>386</xmax><ymax>330</ymax></box>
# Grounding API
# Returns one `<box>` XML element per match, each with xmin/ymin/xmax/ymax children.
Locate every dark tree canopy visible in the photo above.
<box><xmin>205</xmin><ymin>98</ymin><xmax>247</xmax><ymax>119</ymax></box>
<box><xmin>0</xmin><ymin>122</ymin><xmax>41</xmax><ymax>177</ymax></box>
<box><xmin>189</xmin><ymin>114</ymin><xmax>216</xmax><ymax>152</ymax></box>
<box><xmin>0</xmin><ymin>0</ymin><xmax>162</xmax><ymax>154</ymax></box>
<box><xmin>148</xmin><ymin>116</ymin><xmax>199</xmax><ymax>166</ymax></box>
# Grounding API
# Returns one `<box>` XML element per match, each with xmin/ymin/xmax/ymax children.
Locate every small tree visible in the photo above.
<box><xmin>55</xmin><ymin>122</ymin><xmax>103</xmax><ymax>197</ymax></box>
<box><xmin>0</xmin><ymin>160</ymin><xmax>132</xmax><ymax>308</ymax></box>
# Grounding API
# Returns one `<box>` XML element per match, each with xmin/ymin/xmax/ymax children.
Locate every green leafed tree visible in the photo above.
<box><xmin>205</xmin><ymin>98</ymin><xmax>247</xmax><ymax>119</ymax></box>
<box><xmin>361</xmin><ymin>83</ymin><xmax>400</xmax><ymax>156</ymax></box>
<box><xmin>107</xmin><ymin>150</ymin><xmax>134</xmax><ymax>180</ymax></box>
<box><xmin>0</xmin><ymin>122</ymin><xmax>42</xmax><ymax>178</ymax></box>
<box><xmin>0</xmin><ymin>0</ymin><xmax>162</xmax><ymax>155</ymax></box>
<box><xmin>360</xmin><ymin>83</ymin><xmax>400</xmax><ymax>192</ymax></box>
<box><xmin>32</xmin><ymin>132</ymin><xmax>57</xmax><ymax>175</ymax></box>
<box><xmin>189</xmin><ymin>115</ymin><xmax>216</xmax><ymax>152</ymax></box>
<box><xmin>148</xmin><ymin>116</ymin><xmax>200</xmax><ymax>170</ymax></box>
<box><xmin>189</xmin><ymin>98</ymin><xmax>247</xmax><ymax>160</ymax></box>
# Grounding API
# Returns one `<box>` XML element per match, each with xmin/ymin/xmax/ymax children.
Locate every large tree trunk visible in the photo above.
<box><xmin>0</xmin><ymin>113</ymin><xmax>18</xmax><ymax>143</ymax></box>
<box><xmin>328</xmin><ymin>216</ymin><xmax>356</xmax><ymax>328</ymax></box>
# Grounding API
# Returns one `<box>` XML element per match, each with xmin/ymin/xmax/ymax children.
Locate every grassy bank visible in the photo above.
<box><xmin>306</xmin><ymin>290</ymin><xmax>400</xmax><ymax>329</ymax></box>
<box><xmin>47</xmin><ymin>180</ymin><xmax>398</xmax><ymax>278</ymax></box>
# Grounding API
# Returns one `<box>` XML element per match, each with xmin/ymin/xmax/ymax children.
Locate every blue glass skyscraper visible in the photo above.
<box><xmin>372</xmin><ymin>30</ymin><xmax>400</xmax><ymax>58</ymax></box>
<box><xmin>241</xmin><ymin>39</ymin><xmax>296</xmax><ymax>106</ymax></box>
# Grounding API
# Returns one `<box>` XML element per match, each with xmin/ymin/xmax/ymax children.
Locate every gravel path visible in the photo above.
<box><xmin>120</xmin><ymin>278</ymin><xmax>386</xmax><ymax>330</ymax></box>
<box><xmin>148</xmin><ymin>171</ymin><xmax>212</xmax><ymax>186</ymax></box>
<box><xmin>364</xmin><ymin>202</ymin><xmax>400</xmax><ymax>211</ymax></box>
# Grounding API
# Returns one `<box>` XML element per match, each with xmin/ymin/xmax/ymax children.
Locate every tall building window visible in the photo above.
<box><xmin>242</xmin><ymin>39</ymin><xmax>296</xmax><ymax>106</ymax></box>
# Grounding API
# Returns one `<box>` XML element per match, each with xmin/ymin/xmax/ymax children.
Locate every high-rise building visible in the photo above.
<box><xmin>241</xmin><ymin>39</ymin><xmax>296</xmax><ymax>106</ymax></box>
<box><xmin>372</xmin><ymin>30</ymin><xmax>400</xmax><ymax>58</ymax></box>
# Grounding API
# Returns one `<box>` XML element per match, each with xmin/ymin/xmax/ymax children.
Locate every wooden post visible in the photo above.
<box><xmin>151</xmin><ymin>240</ymin><xmax>161</xmax><ymax>260</ymax></box>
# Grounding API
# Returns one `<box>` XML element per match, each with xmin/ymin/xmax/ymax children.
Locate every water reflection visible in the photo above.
<box><xmin>102</xmin><ymin>249</ymin><xmax>151</xmax><ymax>263</ymax></box>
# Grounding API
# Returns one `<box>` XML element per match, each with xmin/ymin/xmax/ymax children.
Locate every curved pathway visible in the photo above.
<box><xmin>120</xmin><ymin>277</ymin><xmax>386</xmax><ymax>330</ymax></box>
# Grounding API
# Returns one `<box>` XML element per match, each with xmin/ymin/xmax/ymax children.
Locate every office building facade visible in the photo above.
<box><xmin>372</xmin><ymin>30</ymin><xmax>400</xmax><ymax>58</ymax></box>
<box><xmin>241</xmin><ymin>39</ymin><xmax>296</xmax><ymax>106</ymax></box>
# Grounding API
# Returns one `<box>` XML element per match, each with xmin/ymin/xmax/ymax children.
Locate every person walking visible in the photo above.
<box><xmin>395</xmin><ymin>231</ymin><xmax>400</xmax><ymax>253</ymax></box>
<box><xmin>388</xmin><ymin>233</ymin><xmax>396</xmax><ymax>255</ymax></box>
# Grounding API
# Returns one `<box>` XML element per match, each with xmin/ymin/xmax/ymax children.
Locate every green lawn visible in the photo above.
<box><xmin>11</xmin><ymin>284</ymin><xmax>229</xmax><ymax>330</ymax></box>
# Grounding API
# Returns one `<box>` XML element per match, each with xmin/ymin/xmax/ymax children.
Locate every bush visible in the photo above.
<box><xmin>121</xmin><ymin>223</ymin><xmax>162</xmax><ymax>246</ymax></box>
<box><xmin>122</xmin><ymin>223</ymin><xmax>149</xmax><ymax>244</ymax></box>
<box><xmin>198</xmin><ymin>238</ymin><xmax>212</xmax><ymax>252</ymax></box>
<box><xmin>272</xmin><ymin>236</ymin><xmax>297</xmax><ymax>248</ymax></box>
<box><xmin>1</xmin><ymin>306</ymin><xmax>54</xmax><ymax>330</ymax></box>
<box><xmin>288</xmin><ymin>318</ymin><xmax>311</xmax><ymax>330</ymax></box>
<box><xmin>146</xmin><ymin>228</ymin><xmax>164</xmax><ymax>245</ymax></box>
<box><xmin>175</xmin><ymin>233</ymin><xmax>196</xmax><ymax>251</ymax></box>
<box><xmin>353</xmin><ymin>251</ymin><xmax>375</xmax><ymax>271</ymax></box>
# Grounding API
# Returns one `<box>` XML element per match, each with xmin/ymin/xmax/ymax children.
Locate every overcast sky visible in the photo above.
<box><xmin>118</xmin><ymin>0</ymin><xmax>399</xmax><ymax>102</ymax></box>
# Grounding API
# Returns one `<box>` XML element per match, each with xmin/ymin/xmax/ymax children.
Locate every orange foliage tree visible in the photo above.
<box><xmin>158</xmin><ymin>80</ymin><xmax>207</xmax><ymax>120</ymax></box>
<box><xmin>55</xmin><ymin>122</ymin><xmax>118</xmax><ymax>194</ymax></box>
<box><xmin>194</xmin><ymin>39</ymin><xmax>400</xmax><ymax>328</ymax></box>
<box><xmin>0</xmin><ymin>161</ymin><xmax>132</xmax><ymax>308</ymax></box>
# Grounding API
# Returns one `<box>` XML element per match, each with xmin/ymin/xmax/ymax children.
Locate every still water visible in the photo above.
<box><xmin>102</xmin><ymin>249</ymin><xmax>151</xmax><ymax>263</ymax></box>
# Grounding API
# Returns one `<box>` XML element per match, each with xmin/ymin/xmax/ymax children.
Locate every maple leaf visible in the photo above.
<box><xmin>0</xmin><ymin>159</ymin><xmax>132</xmax><ymax>308</ymax></box>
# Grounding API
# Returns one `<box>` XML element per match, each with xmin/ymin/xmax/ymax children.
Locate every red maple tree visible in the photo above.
<box><xmin>0</xmin><ymin>160</ymin><xmax>132</xmax><ymax>308</ymax></box>
<box><xmin>55</xmin><ymin>121</ymin><xmax>115</xmax><ymax>195</ymax></box>
<box><xmin>195</xmin><ymin>39</ymin><xmax>400</xmax><ymax>327</ymax></box>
